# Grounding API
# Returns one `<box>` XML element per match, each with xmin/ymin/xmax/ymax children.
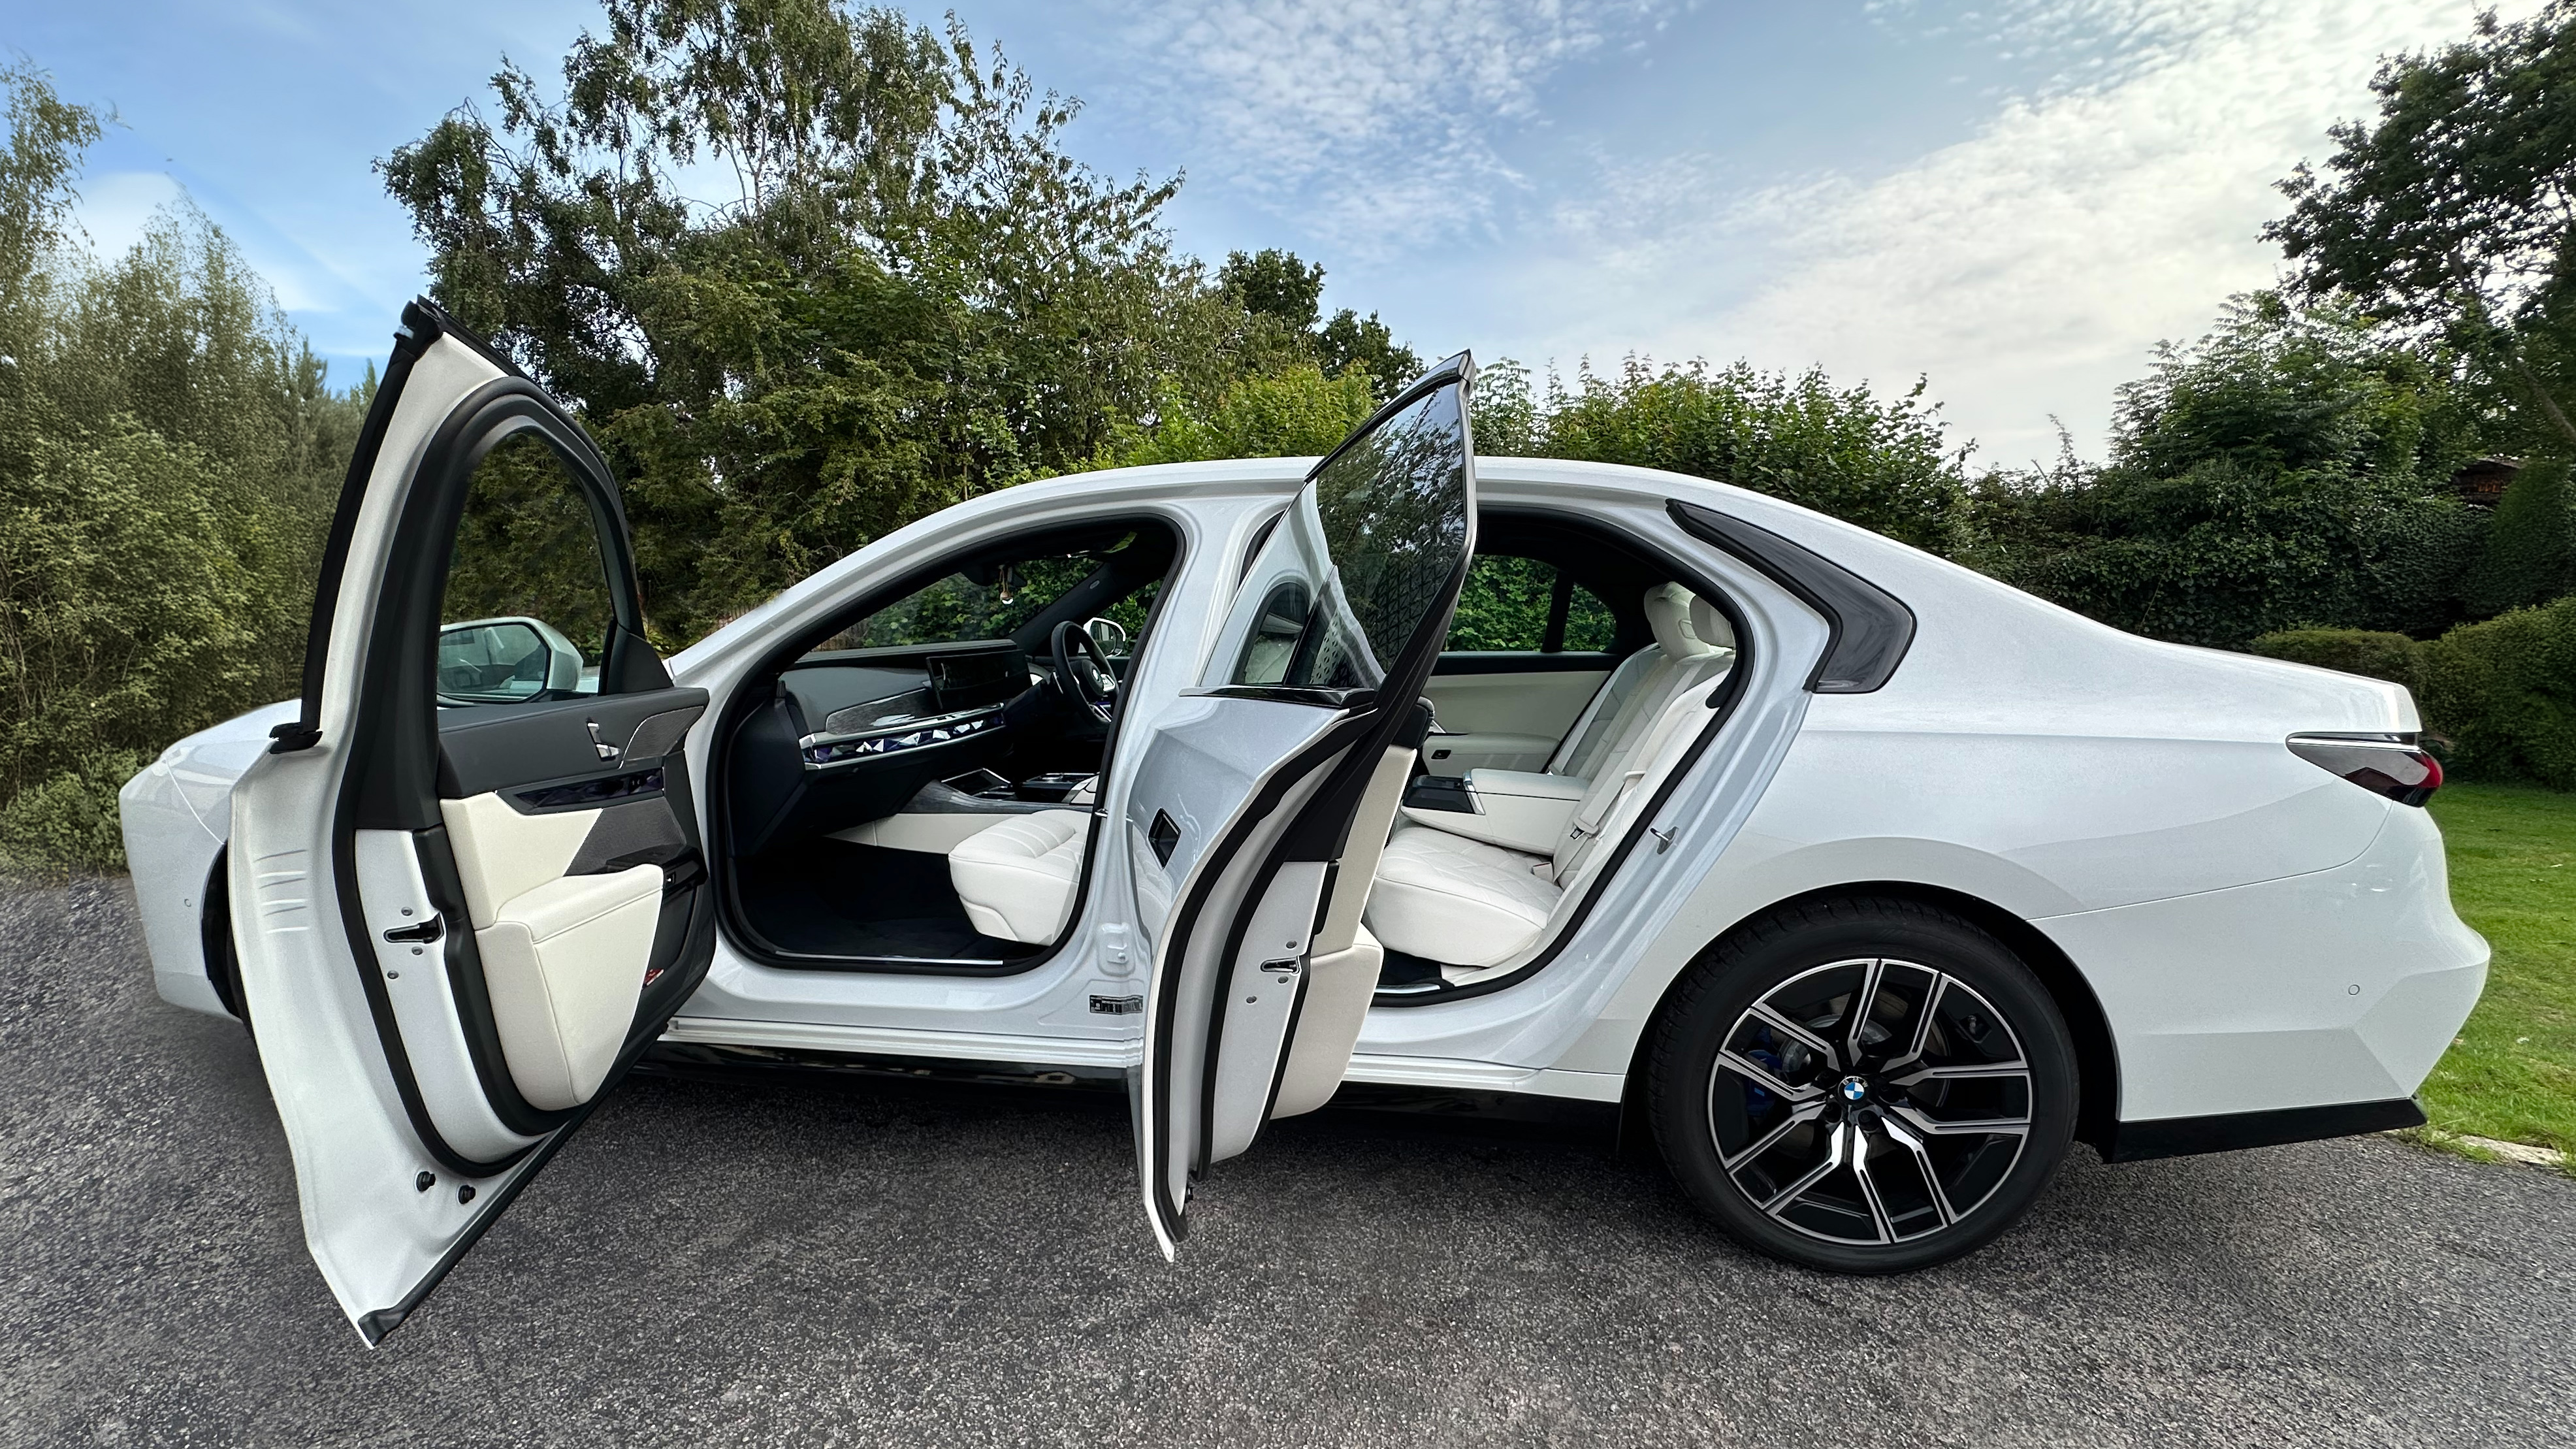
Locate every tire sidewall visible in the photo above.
<box><xmin>1650</xmin><ymin>902</ymin><xmax>2077</xmax><ymax>1273</ymax></box>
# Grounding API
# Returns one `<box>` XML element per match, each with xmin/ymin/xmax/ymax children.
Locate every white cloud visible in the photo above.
<box><xmin>1110</xmin><ymin>0</ymin><xmax>1684</xmax><ymax>254</ymax></box>
<box><xmin>69</xmin><ymin>171</ymin><xmax>187</xmax><ymax>260</ymax></box>
<box><xmin>1503</xmin><ymin>0</ymin><xmax>2539</xmax><ymax>465</ymax></box>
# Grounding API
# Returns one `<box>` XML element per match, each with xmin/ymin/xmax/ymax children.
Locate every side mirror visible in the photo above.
<box><xmin>1085</xmin><ymin>615</ymin><xmax>1132</xmax><ymax>659</ymax></box>
<box><xmin>437</xmin><ymin>617</ymin><xmax>587</xmax><ymax>704</ymax></box>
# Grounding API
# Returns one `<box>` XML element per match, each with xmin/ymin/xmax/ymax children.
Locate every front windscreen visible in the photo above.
<box><xmin>1204</xmin><ymin>379</ymin><xmax>1472</xmax><ymax>700</ymax></box>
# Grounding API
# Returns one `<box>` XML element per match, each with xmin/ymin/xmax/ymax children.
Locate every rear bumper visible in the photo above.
<box><xmin>2038</xmin><ymin>804</ymin><xmax>2489</xmax><ymax>1124</ymax></box>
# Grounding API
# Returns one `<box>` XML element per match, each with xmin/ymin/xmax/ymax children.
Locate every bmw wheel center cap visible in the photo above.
<box><xmin>1839</xmin><ymin>1076</ymin><xmax>1869</xmax><ymax>1103</ymax></box>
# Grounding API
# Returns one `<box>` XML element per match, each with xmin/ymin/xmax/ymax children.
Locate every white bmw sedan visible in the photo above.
<box><xmin>121</xmin><ymin>301</ymin><xmax>2485</xmax><ymax>1343</ymax></box>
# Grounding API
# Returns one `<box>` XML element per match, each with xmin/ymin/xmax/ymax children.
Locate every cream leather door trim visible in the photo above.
<box><xmin>1421</xmin><ymin>666</ymin><xmax>1608</xmax><ymax>775</ymax></box>
<box><xmin>440</xmin><ymin>792</ymin><xmax>601</xmax><ymax>929</ymax></box>
<box><xmin>476</xmin><ymin>864</ymin><xmax>663</xmax><ymax>1109</ymax></box>
<box><xmin>1270</xmin><ymin>924</ymin><xmax>1383</xmax><ymax>1118</ymax></box>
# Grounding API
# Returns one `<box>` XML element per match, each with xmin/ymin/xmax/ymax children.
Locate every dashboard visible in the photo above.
<box><xmin>789</xmin><ymin>645</ymin><xmax>1027</xmax><ymax>770</ymax></box>
<box><xmin>728</xmin><ymin>640</ymin><xmax>1032</xmax><ymax>858</ymax></box>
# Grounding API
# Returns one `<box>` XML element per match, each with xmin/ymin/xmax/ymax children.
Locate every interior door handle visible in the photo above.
<box><xmin>383</xmin><ymin>915</ymin><xmax>445</xmax><ymax>945</ymax></box>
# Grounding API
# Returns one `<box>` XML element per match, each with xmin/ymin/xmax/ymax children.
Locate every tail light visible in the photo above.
<box><xmin>2285</xmin><ymin>734</ymin><xmax>2442</xmax><ymax>807</ymax></box>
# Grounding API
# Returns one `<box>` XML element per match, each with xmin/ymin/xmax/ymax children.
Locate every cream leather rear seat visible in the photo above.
<box><xmin>1369</xmin><ymin>677</ymin><xmax>1724</xmax><ymax>971</ymax></box>
<box><xmin>1540</xmin><ymin>585</ymin><xmax>1733</xmax><ymax>783</ymax></box>
<box><xmin>1370</xmin><ymin>585</ymin><xmax>1734</xmax><ymax>972</ymax></box>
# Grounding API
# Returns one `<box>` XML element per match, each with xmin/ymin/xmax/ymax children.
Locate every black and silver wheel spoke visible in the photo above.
<box><xmin>1708</xmin><ymin>956</ymin><xmax>2033</xmax><ymax>1248</ymax></box>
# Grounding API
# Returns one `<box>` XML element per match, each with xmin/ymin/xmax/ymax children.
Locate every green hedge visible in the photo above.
<box><xmin>2462</xmin><ymin>459</ymin><xmax>2575</xmax><ymax>617</ymax></box>
<box><xmin>2249</xmin><ymin>628</ymin><xmax>2425</xmax><ymax>695</ymax></box>
<box><xmin>2252</xmin><ymin>597</ymin><xmax>2576</xmax><ymax>790</ymax></box>
<box><xmin>2421</xmin><ymin>596</ymin><xmax>2576</xmax><ymax>790</ymax></box>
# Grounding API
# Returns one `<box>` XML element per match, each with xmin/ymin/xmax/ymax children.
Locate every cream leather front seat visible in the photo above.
<box><xmin>948</xmin><ymin>809</ymin><xmax>1090</xmax><ymax>945</ymax></box>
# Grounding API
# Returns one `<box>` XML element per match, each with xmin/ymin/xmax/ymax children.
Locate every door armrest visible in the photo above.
<box><xmin>1397</xmin><ymin>769</ymin><xmax>1585</xmax><ymax>855</ymax></box>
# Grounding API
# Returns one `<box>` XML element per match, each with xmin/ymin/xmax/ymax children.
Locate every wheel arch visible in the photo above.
<box><xmin>1616</xmin><ymin>880</ymin><xmax>2120</xmax><ymax>1161</ymax></box>
<box><xmin>200</xmin><ymin>844</ymin><xmax>246</xmax><ymax>1025</ymax></box>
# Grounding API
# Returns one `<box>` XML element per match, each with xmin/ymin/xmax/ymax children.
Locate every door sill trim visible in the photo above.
<box><xmin>660</xmin><ymin>1015</ymin><xmax>1139</xmax><ymax>1068</ymax></box>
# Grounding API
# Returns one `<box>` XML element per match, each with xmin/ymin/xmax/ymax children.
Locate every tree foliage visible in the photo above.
<box><xmin>2268</xmin><ymin>1</ymin><xmax>2576</xmax><ymax>451</ymax></box>
<box><xmin>1218</xmin><ymin>248</ymin><xmax>1323</xmax><ymax>331</ymax></box>
<box><xmin>0</xmin><ymin>65</ymin><xmax>365</xmax><ymax>871</ymax></box>
<box><xmin>1967</xmin><ymin>298</ymin><xmax>2493</xmax><ymax>647</ymax></box>
<box><xmin>2462</xmin><ymin>458</ymin><xmax>2576</xmax><ymax>615</ymax></box>
<box><xmin>1217</xmin><ymin>246</ymin><xmax>1421</xmax><ymax>401</ymax></box>
<box><xmin>383</xmin><ymin>0</ymin><xmax>1276</xmax><ymax>641</ymax></box>
<box><xmin>1096</xmin><ymin>363</ymin><xmax>1379</xmax><ymax>469</ymax></box>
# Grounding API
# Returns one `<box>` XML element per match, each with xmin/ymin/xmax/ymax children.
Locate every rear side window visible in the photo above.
<box><xmin>1446</xmin><ymin>555</ymin><xmax>1615</xmax><ymax>653</ymax></box>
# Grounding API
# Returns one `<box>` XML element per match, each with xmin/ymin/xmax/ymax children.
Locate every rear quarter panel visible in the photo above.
<box><xmin>1473</xmin><ymin>468</ymin><xmax>2464</xmax><ymax>1125</ymax></box>
<box><xmin>117</xmin><ymin>698</ymin><xmax>297</xmax><ymax>1017</ymax></box>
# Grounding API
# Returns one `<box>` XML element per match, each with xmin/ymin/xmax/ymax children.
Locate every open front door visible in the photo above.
<box><xmin>1133</xmin><ymin>355</ymin><xmax>1477</xmax><ymax>1254</ymax></box>
<box><xmin>227</xmin><ymin>300</ymin><xmax>718</xmax><ymax>1344</ymax></box>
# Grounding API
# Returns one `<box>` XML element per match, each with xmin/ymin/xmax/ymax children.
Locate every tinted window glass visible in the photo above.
<box><xmin>1206</xmin><ymin>382</ymin><xmax>1470</xmax><ymax>694</ymax></box>
<box><xmin>804</xmin><ymin>548</ymin><xmax>1120</xmax><ymax>657</ymax></box>
<box><xmin>438</xmin><ymin>431</ymin><xmax>615</xmax><ymax>707</ymax></box>
<box><xmin>1447</xmin><ymin>555</ymin><xmax>1618</xmax><ymax>653</ymax></box>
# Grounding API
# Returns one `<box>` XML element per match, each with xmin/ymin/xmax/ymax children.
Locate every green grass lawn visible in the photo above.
<box><xmin>2419</xmin><ymin>782</ymin><xmax>2576</xmax><ymax>1158</ymax></box>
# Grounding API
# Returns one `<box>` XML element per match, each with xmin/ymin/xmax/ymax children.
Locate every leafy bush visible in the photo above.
<box><xmin>2421</xmin><ymin>594</ymin><xmax>2576</xmax><ymax>789</ymax></box>
<box><xmin>1990</xmin><ymin>461</ymin><xmax>2490</xmax><ymax>649</ymax></box>
<box><xmin>1099</xmin><ymin>364</ymin><xmax>1378</xmax><ymax>468</ymax></box>
<box><xmin>0</xmin><ymin>751</ymin><xmax>145</xmax><ymax>873</ymax></box>
<box><xmin>2249</xmin><ymin>628</ymin><xmax>2425</xmax><ymax>695</ymax></box>
<box><xmin>1512</xmin><ymin>357</ymin><xmax>1967</xmax><ymax>553</ymax></box>
<box><xmin>2462</xmin><ymin>459</ymin><xmax>2576</xmax><ymax>617</ymax></box>
<box><xmin>1972</xmin><ymin>298</ymin><xmax>2492</xmax><ymax>648</ymax></box>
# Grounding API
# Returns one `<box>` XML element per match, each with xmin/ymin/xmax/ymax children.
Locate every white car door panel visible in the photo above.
<box><xmin>227</xmin><ymin>299</ymin><xmax>716</xmax><ymax>1344</ymax></box>
<box><xmin>1133</xmin><ymin>356</ymin><xmax>1479</xmax><ymax>1253</ymax></box>
<box><xmin>1420</xmin><ymin>661</ymin><xmax>1609</xmax><ymax>775</ymax></box>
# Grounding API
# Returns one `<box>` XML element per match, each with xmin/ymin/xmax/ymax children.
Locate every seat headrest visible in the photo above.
<box><xmin>1689</xmin><ymin>594</ymin><xmax>1735</xmax><ymax>651</ymax></box>
<box><xmin>1643</xmin><ymin>583</ymin><xmax>1706</xmax><ymax>657</ymax></box>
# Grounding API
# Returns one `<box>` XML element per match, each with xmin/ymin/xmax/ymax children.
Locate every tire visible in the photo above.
<box><xmin>1647</xmin><ymin>897</ymin><xmax>2076</xmax><ymax>1273</ymax></box>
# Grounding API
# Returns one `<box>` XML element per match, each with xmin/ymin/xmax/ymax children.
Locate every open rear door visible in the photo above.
<box><xmin>1131</xmin><ymin>355</ymin><xmax>1477</xmax><ymax>1254</ymax></box>
<box><xmin>227</xmin><ymin>299</ymin><xmax>718</xmax><ymax>1343</ymax></box>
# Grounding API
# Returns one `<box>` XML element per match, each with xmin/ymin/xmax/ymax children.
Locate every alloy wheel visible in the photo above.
<box><xmin>1707</xmin><ymin>956</ymin><xmax>2032</xmax><ymax>1246</ymax></box>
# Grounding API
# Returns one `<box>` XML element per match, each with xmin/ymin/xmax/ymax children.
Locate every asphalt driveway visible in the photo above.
<box><xmin>3</xmin><ymin>878</ymin><xmax>2571</xmax><ymax>1448</ymax></box>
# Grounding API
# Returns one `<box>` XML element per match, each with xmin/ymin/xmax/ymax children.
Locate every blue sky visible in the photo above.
<box><xmin>17</xmin><ymin>0</ymin><xmax>2530</xmax><ymax>463</ymax></box>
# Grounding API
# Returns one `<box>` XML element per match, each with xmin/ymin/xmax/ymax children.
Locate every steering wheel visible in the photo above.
<box><xmin>1049</xmin><ymin>619</ymin><xmax>1119</xmax><ymax>724</ymax></box>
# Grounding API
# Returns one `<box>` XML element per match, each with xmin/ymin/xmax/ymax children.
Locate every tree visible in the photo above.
<box><xmin>1218</xmin><ymin>248</ymin><xmax>1323</xmax><ymax>331</ymax></box>
<box><xmin>1218</xmin><ymin>246</ymin><xmax>1423</xmax><ymax>399</ymax></box>
<box><xmin>383</xmin><ymin>0</ymin><xmax>1270</xmax><ymax>640</ymax></box>
<box><xmin>1972</xmin><ymin>297</ymin><xmax>2492</xmax><ymax>647</ymax></box>
<box><xmin>2268</xmin><ymin>3</ymin><xmax>2576</xmax><ymax>451</ymax></box>
<box><xmin>1318</xmin><ymin>308</ymin><xmax>1421</xmax><ymax>397</ymax></box>
<box><xmin>0</xmin><ymin>65</ymin><xmax>365</xmax><ymax>870</ymax></box>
